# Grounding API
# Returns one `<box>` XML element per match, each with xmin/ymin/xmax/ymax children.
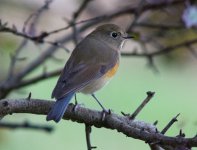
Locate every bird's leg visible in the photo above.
<box><xmin>91</xmin><ymin>94</ymin><xmax>111</xmax><ymax>114</ymax></box>
<box><xmin>73</xmin><ymin>94</ymin><xmax>80</xmax><ymax>112</ymax></box>
<box><xmin>75</xmin><ymin>94</ymin><xmax>78</xmax><ymax>105</ymax></box>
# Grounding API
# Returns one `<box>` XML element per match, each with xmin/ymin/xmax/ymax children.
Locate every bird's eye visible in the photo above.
<box><xmin>110</xmin><ymin>31</ymin><xmax>118</xmax><ymax>38</ymax></box>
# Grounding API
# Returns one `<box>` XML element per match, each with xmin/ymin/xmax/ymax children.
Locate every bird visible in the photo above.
<box><xmin>46</xmin><ymin>24</ymin><xmax>132</xmax><ymax>123</ymax></box>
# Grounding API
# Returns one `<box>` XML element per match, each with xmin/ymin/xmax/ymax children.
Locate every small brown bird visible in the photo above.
<box><xmin>46</xmin><ymin>24</ymin><xmax>132</xmax><ymax>122</ymax></box>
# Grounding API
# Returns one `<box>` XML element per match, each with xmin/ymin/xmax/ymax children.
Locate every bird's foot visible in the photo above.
<box><xmin>101</xmin><ymin>109</ymin><xmax>111</xmax><ymax>121</ymax></box>
<box><xmin>72</xmin><ymin>102</ymin><xmax>84</xmax><ymax>112</ymax></box>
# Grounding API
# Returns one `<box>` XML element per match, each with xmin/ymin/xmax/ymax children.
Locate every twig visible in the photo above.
<box><xmin>0</xmin><ymin>0</ymin><xmax>185</xmax><ymax>44</ymax></box>
<box><xmin>7</xmin><ymin>0</ymin><xmax>54</xmax><ymax>81</ymax></box>
<box><xmin>130</xmin><ymin>91</ymin><xmax>155</xmax><ymax>119</ymax></box>
<box><xmin>71</xmin><ymin>0</ymin><xmax>92</xmax><ymax>45</ymax></box>
<box><xmin>7</xmin><ymin>40</ymin><xmax>28</xmax><ymax>80</ymax></box>
<box><xmin>22</xmin><ymin>0</ymin><xmax>53</xmax><ymax>34</ymax></box>
<box><xmin>127</xmin><ymin>0</ymin><xmax>146</xmax><ymax>31</ymax></box>
<box><xmin>85</xmin><ymin>124</ymin><xmax>97</xmax><ymax>150</ymax></box>
<box><xmin>121</xmin><ymin>38</ymin><xmax>197</xmax><ymax>57</ymax></box>
<box><xmin>161</xmin><ymin>113</ymin><xmax>180</xmax><ymax>135</ymax></box>
<box><xmin>0</xmin><ymin>121</ymin><xmax>53</xmax><ymax>132</ymax></box>
<box><xmin>73</xmin><ymin>0</ymin><xmax>92</xmax><ymax>20</ymax></box>
<box><xmin>0</xmin><ymin>0</ymin><xmax>189</xmax><ymax>99</ymax></box>
<box><xmin>10</xmin><ymin>69</ymin><xmax>61</xmax><ymax>90</ymax></box>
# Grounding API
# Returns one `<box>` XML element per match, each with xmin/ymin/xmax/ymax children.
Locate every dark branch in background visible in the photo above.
<box><xmin>121</xmin><ymin>38</ymin><xmax>197</xmax><ymax>57</ymax></box>
<box><xmin>9</xmin><ymin>69</ymin><xmax>61</xmax><ymax>90</ymax></box>
<box><xmin>3</xmin><ymin>37</ymin><xmax>197</xmax><ymax>95</ymax></box>
<box><xmin>6</xmin><ymin>0</ymin><xmax>54</xmax><ymax>82</ymax></box>
<box><xmin>0</xmin><ymin>0</ymin><xmax>189</xmax><ymax>99</ymax></box>
<box><xmin>0</xmin><ymin>121</ymin><xmax>53</xmax><ymax>132</ymax></box>
<box><xmin>0</xmin><ymin>0</ymin><xmax>185</xmax><ymax>43</ymax></box>
<box><xmin>22</xmin><ymin>0</ymin><xmax>53</xmax><ymax>34</ymax></box>
<box><xmin>71</xmin><ymin>0</ymin><xmax>93</xmax><ymax>44</ymax></box>
<box><xmin>0</xmin><ymin>96</ymin><xmax>197</xmax><ymax>148</ymax></box>
<box><xmin>126</xmin><ymin>0</ymin><xmax>146</xmax><ymax>31</ymax></box>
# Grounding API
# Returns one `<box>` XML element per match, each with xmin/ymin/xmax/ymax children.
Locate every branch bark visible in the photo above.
<box><xmin>0</xmin><ymin>98</ymin><xmax>196</xmax><ymax>148</ymax></box>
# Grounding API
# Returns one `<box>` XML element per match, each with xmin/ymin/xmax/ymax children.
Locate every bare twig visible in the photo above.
<box><xmin>7</xmin><ymin>0</ymin><xmax>54</xmax><ymax>81</ymax></box>
<box><xmin>9</xmin><ymin>69</ymin><xmax>61</xmax><ymax>90</ymax></box>
<box><xmin>85</xmin><ymin>124</ymin><xmax>97</xmax><ymax>150</ymax></box>
<box><xmin>130</xmin><ymin>91</ymin><xmax>155</xmax><ymax>120</ymax></box>
<box><xmin>71</xmin><ymin>0</ymin><xmax>93</xmax><ymax>44</ymax></box>
<box><xmin>161</xmin><ymin>113</ymin><xmax>180</xmax><ymax>135</ymax></box>
<box><xmin>23</xmin><ymin>0</ymin><xmax>53</xmax><ymax>34</ymax></box>
<box><xmin>127</xmin><ymin>0</ymin><xmax>146</xmax><ymax>31</ymax></box>
<box><xmin>121</xmin><ymin>38</ymin><xmax>197</xmax><ymax>57</ymax></box>
<box><xmin>0</xmin><ymin>0</ymin><xmax>185</xmax><ymax>44</ymax></box>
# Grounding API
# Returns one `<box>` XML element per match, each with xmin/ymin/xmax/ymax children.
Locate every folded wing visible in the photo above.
<box><xmin>52</xmin><ymin>37</ymin><xmax>119</xmax><ymax>100</ymax></box>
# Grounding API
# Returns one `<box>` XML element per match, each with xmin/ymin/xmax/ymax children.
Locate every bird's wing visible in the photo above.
<box><xmin>52</xmin><ymin>37</ymin><xmax>119</xmax><ymax>100</ymax></box>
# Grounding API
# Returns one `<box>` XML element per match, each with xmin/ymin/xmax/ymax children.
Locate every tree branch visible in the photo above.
<box><xmin>0</xmin><ymin>98</ymin><xmax>196</xmax><ymax>148</ymax></box>
<box><xmin>0</xmin><ymin>121</ymin><xmax>53</xmax><ymax>132</ymax></box>
<box><xmin>121</xmin><ymin>38</ymin><xmax>197</xmax><ymax>57</ymax></box>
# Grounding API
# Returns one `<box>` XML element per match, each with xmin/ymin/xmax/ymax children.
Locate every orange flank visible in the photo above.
<box><xmin>105</xmin><ymin>63</ymin><xmax>119</xmax><ymax>78</ymax></box>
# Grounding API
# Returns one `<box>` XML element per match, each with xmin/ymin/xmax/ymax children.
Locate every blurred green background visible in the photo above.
<box><xmin>0</xmin><ymin>0</ymin><xmax>197</xmax><ymax>150</ymax></box>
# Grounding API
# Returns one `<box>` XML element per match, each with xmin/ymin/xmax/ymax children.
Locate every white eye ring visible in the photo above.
<box><xmin>110</xmin><ymin>31</ymin><xmax>119</xmax><ymax>38</ymax></box>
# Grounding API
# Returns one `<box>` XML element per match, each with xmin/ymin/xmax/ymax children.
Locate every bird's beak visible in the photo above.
<box><xmin>122</xmin><ymin>33</ymin><xmax>134</xmax><ymax>39</ymax></box>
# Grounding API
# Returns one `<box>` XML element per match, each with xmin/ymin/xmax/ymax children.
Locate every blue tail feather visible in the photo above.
<box><xmin>46</xmin><ymin>92</ymin><xmax>75</xmax><ymax>123</ymax></box>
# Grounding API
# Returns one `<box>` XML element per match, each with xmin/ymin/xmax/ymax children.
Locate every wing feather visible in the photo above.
<box><xmin>52</xmin><ymin>37</ymin><xmax>119</xmax><ymax>100</ymax></box>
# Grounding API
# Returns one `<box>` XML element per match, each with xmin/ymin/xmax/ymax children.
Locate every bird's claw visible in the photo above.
<box><xmin>72</xmin><ymin>103</ymin><xmax>84</xmax><ymax>112</ymax></box>
<box><xmin>101</xmin><ymin>109</ymin><xmax>111</xmax><ymax>121</ymax></box>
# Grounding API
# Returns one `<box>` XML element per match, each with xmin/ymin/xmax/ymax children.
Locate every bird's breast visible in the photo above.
<box><xmin>80</xmin><ymin>63</ymin><xmax>119</xmax><ymax>94</ymax></box>
<box><xmin>104</xmin><ymin>63</ymin><xmax>119</xmax><ymax>78</ymax></box>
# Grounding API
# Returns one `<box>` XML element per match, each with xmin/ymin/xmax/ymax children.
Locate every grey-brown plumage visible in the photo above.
<box><xmin>47</xmin><ymin>24</ymin><xmax>131</xmax><ymax>122</ymax></box>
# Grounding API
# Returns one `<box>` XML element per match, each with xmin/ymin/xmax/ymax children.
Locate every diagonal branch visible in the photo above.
<box><xmin>121</xmin><ymin>38</ymin><xmax>197</xmax><ymax>57</ymax></box>
<box><xmin>130</xmin><ymin>91</ymin><xmax>155</xmax><ymax>119</ymax></box>
<box><xmin>161</xmin><ymin>113</ymin><xmax>180</xmax><ymax>135</ymax></box>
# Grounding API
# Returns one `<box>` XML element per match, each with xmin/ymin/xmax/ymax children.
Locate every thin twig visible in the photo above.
<box><xmin>10</xmin><ymin>69</ymin><xmax>61</xmax><ymax>90</ymax></box>
<box><xmin>0</xmin><ymin>0</ymin><xmax>185</xmax><ymax>44</ymax></box>
<box><xmin>127</xmin><ymin>0</ymin><xmax>146</xmax><ymax>31</ymax></box>
<box><xmin>71</xmin><ymin>0</ymin><xmax>92</xmax><ymax>45</ymax></box>
<box><xmin>85</xmin><ymin>124</ymin><xmax>97</xmax><ymax>150</ymax></box>
<box><xmin>22</xmin><ymin>0</ymin><xmax>53</xmax><ymax>34</ymax></box>
<box><xmin>161</xmin><ymin>113</ymin><xmax>180</xmax><ymax>135</ymax></box>
<box><xmin>121</xmin><ymin>38</ymin><xmax>197</xmax><ymax>57</ymax></box>
<box><xmin>130</xmin><ymin>91</ymin><xmax>155</xmax><ymax>119</ymax></box>
<box><xmin>7</xmin><ymin>0</ymin><xmax>54</xmax><ymax>80</ymax></box>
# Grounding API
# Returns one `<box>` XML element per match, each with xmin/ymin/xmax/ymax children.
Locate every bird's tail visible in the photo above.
<box><xmin>46</xmin><ymin>92</ymin><xmax>74</xmax><ymax>123</ymax></box>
